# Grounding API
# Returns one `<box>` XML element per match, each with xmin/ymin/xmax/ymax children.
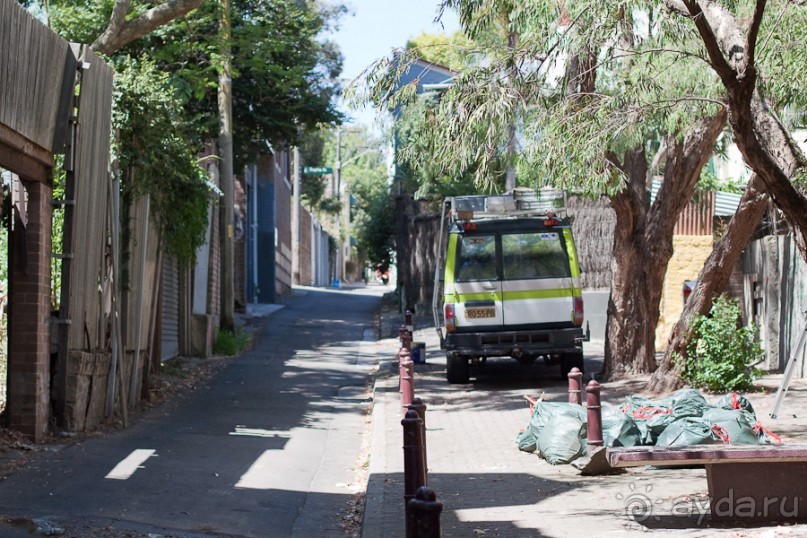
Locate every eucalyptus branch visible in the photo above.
<box><xmin>652</xmin><ymin>95</ymin><xmax>727</xmax><ymax>109</ymax></box>
<box><xmin>744</xmin><ymin>0</ymin><xmax>767</xmax><ymax>74</ymax></box>
<box><xmin>681</xmin><ymin>0</ymin><xmax>737</xmax><ymax>85</ymax></box>
<box><xmin>757</xmin><ymin>0</ymin><xmax>788</xmax><ymax>57</ymax></box>
<box><xmin>609</xmin><ymin>47</ymin><xmax>707</xmax><ymax>65</ymax></box>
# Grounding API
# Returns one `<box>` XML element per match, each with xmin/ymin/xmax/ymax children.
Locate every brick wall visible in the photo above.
<box><xmin>274</xmin><ymin>151</ymin><xmax>292</xmax><ymax>298</ymax></box>
<box><xmin>655</xmin><ymin>235</ymin><xmax>713</xmax><ymax>350</ymax></box>
<box><xmin>7</xmin><ymin>180</ymin><xmax>52</xmax><ymax>441</ymax></box>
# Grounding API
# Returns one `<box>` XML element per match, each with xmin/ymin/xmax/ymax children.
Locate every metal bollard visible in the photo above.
<box><xmin>407</xmin><ymin>398</ymin><xmax>428</xmax><ymax>478</ymax></box>
<box><xmin>401</xmin><ymin>329</ymin><xmax>413</xmax><ymax>351</ymax></box>
<box><xmin>400</xmin><ymin>347</ymin><xmax>414</xmax><ymax>409</ymax></box>
<box><xmin>402</xmin><ymin>410</ymin><xmax>426</xmax><ymax>537</ymax></box>
<box><xmin>568</xmin><ymin>367</ymin><xmax>583</xmax><ymax>405</ymax></box>
<box><xmin>407</xmin><ymin>486</ymin><xmax>443</xmax><ymax>538</ymax></box>
<box><xmin>405</xmin><ymin>309</ymin><xmax>414</xmax><ymax>334</ymax></box>
<box><xmin>399</xmin><ymin>324</ymin><xmax>408</xmax><ymax>342</ymax></box>
<box><xmin>586</xmin><ymin>379</ymin><xmax>603</xmax><ymax>454</ymax></box>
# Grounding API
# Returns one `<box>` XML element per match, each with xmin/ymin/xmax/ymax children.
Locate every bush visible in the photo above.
<box><xmin>214</xmin><ymin>328</ymin><xmax>251</xmax><ymax>356</ymax></box>
<box><xmin>682</xmin><ymin>295</ymin><xmax>763</xmax><ymax>392</ymax></box>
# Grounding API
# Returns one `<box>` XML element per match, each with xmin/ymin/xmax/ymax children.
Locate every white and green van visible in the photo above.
<box><xmin>432</xmin><ymin>189</ymin><xmax>588</xmax><ymax>383</ymax></box>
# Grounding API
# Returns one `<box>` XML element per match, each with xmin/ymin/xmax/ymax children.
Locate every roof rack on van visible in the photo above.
<box><xmin>448</xmin><ymin>187</ymin><xmax>565</xmax><ymax>221</ymax></box>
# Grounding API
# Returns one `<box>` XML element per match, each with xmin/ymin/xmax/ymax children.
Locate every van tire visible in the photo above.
<box><xmin>447</xmin><ymin>354</ymin><xmax>470</xmax><ymax>384</ymax></box>
<box><xmin>560</xmin><ymin>351</ymin><xmax>584</xmax><ymax>379</ymax></box>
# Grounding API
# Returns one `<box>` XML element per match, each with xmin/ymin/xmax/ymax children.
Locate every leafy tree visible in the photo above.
<box><xmin>650</xmin><ymin>0</ymin><xmax>807</xmax><ymax>390</ymax></box>
<box><xmin>406</xmin><ymin>31</ymin><xmax>474</xmax><ymax>72</ymax></box>
<box><xmin>96</xmin><ymin>0</ymin><xmax>346</xmax><ymax>168</ymax></box>
<box><xmin>360</xmin><ymin>0</ymin><xmax>785</xmax><ymax>382</ymax></box>
<box><xmin>112</xmin><ymin>57</ymin><xmax>211</xmax><ymax>262</ymax></box>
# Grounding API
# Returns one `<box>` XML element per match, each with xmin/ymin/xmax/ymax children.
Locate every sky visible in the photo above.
<box><xmin>328</xmin><ymin>0</ymin><xmax>459</xmax><ymax>130</ymax></box>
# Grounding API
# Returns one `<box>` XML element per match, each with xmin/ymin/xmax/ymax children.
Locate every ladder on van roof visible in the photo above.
<box><xmin>430</xmin><ymin>187</ymin><xmax>568</xmax><ymax>345</ymax></box>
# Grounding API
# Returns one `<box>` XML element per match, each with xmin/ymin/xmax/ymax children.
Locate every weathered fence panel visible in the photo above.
<box><xmin>744</xmin><ymin>234</ymin><xmax>807</xmax><ymax>377</ymax></box>
<box><xmin>67</xmin><ymin>48</ymin><xmax>114</xmax><ymax>351</ymax></box>
<box><xmin>0</xmin><ymin>0</ymin><xmax>76</xmax><ymax>153</ymax></box>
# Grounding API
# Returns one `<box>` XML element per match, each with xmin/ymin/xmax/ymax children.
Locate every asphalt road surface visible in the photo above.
<box><xmin>0</xmin><ymin>285</ymin><xmax>385</xmax><ymax>537</ymax></box>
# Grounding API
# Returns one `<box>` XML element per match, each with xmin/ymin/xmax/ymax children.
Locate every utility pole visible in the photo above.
<box><xmin>218</xmin><ymin>0</ymin><xmax>235</xmax><ymax>329</ymax></box>
<box><xmin>292</xmin><ymin>147</ymin><xmax>301</xmax><ymax>285</ymax></box>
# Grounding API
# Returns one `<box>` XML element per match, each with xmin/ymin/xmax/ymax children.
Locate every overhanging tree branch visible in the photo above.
<box><xmin>744</xmin><ymin>0</ymin><xmax>767</xmax><ymax>74</ymax></box>
<box><xmin>681</xmin><ymin>0</ymin><xmax>737</xmax><ymax>84</ymax></box>
<box><xmin>92</xmin><ymin>0</ymin><xmax>205</xmax><ymax>55</ymax></box>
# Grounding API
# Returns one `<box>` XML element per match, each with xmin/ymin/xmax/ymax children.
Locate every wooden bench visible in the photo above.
<box><xmin>607</xmin><ymin>444</ymin><xmax>807</xmax><ymax>523</ymax></box>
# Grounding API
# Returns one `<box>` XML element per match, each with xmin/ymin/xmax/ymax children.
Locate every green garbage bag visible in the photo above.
<box><xmin>620</xmin><ymin>388</ymin><xmax>712</xmax><ymax>445</ymax></box>
<box><xmin>620</xmin><ymin>395</ymin><xmax>670</xmax><ymax>445</ymax></box>
<box><xmin>716</xmin><ymin>392</ymin><xmax>756</xmax><ymax>418</ymax></box>
<box><xmin>516</xmin><ymin>401</ymin><xmax>585</xmax><ymax>453</ymax></box>
<box><xmin>701</xmin><ymin>407</ymin><xmax>761</xmax><ymax>445</ymax></box>
<box><xmin>602</xmin><ymin>406</ymin><xmax>642</xmax><ymax>447</ymax></box>
<box><xmin>537</xmin><ymin>408</ymin><xmax>587</xmax><ymax>464</ymax></box>
<box><xmin>655</xmin><ymin>417</ymin><xmax>721</xmax><ymax>446</ymax></box>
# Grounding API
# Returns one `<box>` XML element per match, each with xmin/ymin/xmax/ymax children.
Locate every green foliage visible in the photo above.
<box><xmin>395</xmin><ymin>93</ymin><xmax>484</xmax><ymax>197</ymax></box>
<box><xmin>44</xmin><ymin>0</ymin><xmax>345</xmax><ymax>170</ymax></box>
<box><xmin>112</xmin><ymin>0</ymin><xmax>345</xmax><ymax>168</ymax></box>
<box><xmin>681</xmin><ymin>295</ymin><xmax>763</xmax><ymax>392</ymax></box>
<box><xmin>51</xmin><ymin>157</ymin><xmax>66</xmax><ymax>309</ymax></box>
<box><xmin>406</xmin><ymin>31</ymin><xmax>474</xmax><ymax>71</ymax></box>
<box><xmin>112</xmin><ymin>57</ymin><xmax>212</xmax><ymax>262</ymax></box>
<box><xmin>697</xmin><ymin>171</ymin><xmax>743</xmax><ymax>194</ymax></box>
<box><xmin>214</xmin><ymin>327</ymin><xmax>251</xmax><ymax>356</ymax></box>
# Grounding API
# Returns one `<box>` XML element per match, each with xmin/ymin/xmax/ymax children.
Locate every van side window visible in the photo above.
<box><xmin>456</xmin><ymin>234</ymin><xmax>497</xmax><ymax>281</ymax></box>
<box><xmin>502</xmin><ymin>232</ymin><xmax>570</xmax><ymax>280</ymax></box>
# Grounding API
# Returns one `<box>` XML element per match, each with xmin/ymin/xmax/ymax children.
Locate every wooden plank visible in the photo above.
<box><xmin>0</xmin><ymin>0</ymin><xmax>77</xmax><ymax>152</ymax></box>
<box><xmin>0</xmin><ymin>0</ymin><xmax>10</xmax><ymax>127</ymax></box>
<box><xmin>67</xmin><ymin>48</ymin><xmax>114</xmax><ymax>351</ymax></box>
<box><xmin>607</xmin><ymin>444</ymin><xmax>807</xmax><ymax>468</ymax></box>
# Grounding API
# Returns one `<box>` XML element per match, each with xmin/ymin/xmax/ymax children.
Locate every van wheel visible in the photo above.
<box><xmin>447</xmin><ymin>354</ymin><xmax>470</xmax><ymax>384</ymax></box>
<box><xmin>560</xmin><ymin>352</ymin><xmax>584</xmax><ymax>379</ymax></box>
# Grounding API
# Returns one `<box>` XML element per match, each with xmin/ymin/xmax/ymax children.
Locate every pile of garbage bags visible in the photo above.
<box><xmin>516</xmin><ymin>388</ymin><xmax>779</xmax><ymax>465</ymax></box>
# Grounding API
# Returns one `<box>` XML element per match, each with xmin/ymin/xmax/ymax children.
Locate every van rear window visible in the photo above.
<box><xmin>502</xmin><ymin>232</ymin><xmax>570</xmax><ymax>280</ymax></box>
<box><xmin>456</xmin><ymin>234</ymin><xmax>497</xmax><ymax>281</ymax></box>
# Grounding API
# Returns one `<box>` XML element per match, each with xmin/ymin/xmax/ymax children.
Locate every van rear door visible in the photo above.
<box><xmin>500</xmin><ymin>231</ymin><xmax>576</xmax><ymax>328</ymax></box>
<box><xmin>445</xmin><ymin>232</ymin><xmax>504</xmax><ymax>330</ymax></box>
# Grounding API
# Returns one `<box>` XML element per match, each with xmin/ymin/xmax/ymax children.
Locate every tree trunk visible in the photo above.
<box><xmin>648</xmin><ymin>174</ymin><xmax>768</xmax><ymax>392</ymax></box>
<box><xmin>670</xmin><ymin>0</ymin><xmax>807</xmax><ymax>257</ymax></box>
<box><xmin>604</xmin><ymin>110</ymin><xmax>727</xmax><ymax>378</ymax></box>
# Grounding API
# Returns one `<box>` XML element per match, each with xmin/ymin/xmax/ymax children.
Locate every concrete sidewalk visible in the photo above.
<box><xmin>363</xmin><ymin>315</ymin><xmax>807</xmax><ymax>537</ymax></box>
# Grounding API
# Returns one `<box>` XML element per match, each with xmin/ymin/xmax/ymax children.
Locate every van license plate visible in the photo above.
<box><xmin>465</xmin><ymin>307</ymin><xmax>495</xmax><ymax>319</ymax></box>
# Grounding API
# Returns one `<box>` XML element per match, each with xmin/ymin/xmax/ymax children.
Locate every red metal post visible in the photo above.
<box><xmin>400</xmin><ymin>347</ymin><xmax>414</xmax><ymax>409</ymax></box>
<box><xmin>407</xmin><ymin>486</ymin><xmax>443</xmax><ymax>538</ymax></box>
<box><xmin>405</xmin><ymin>309</ymin><xmax>414</xmax><ymax>334</ymax></box>
<box><xmin>407</xmin><ymin>398</ymin><xmax>428</xmax><ymax>479</ymax></box>
<box><xmin>401</xmin><ymin>329</ymin><xmax>413</xmax><ymax>351</ymax></box>
<box><xmin>568</xmin><ymin>367</ymin><xmax>583</xmax><ymax>405</ymax></box>
<box><xmin>586</xmin><ymin>379</ymin><xmax>603</xmax><ymax>453</ymax></box>
<box><xmin>402</xmin><ymin>410</ymin><xmax>426</xmax><ymax>537</ymax></box>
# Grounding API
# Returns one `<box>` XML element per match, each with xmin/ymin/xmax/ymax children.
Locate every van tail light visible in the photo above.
<box><xmin>573</xmin><ymin>297</ymin><xmax>584</xmax><ymax>327</ymax></box>
<box><xmin>445</xmin><ymin>304</ymin><xmax>456</xmax><ymax>332</ymax></box>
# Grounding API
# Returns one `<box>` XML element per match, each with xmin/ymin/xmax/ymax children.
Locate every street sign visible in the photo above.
<box><xmin>303</xmin><ymin>166</ymin><xmax>333</xmax><ymax>175</ymax></box>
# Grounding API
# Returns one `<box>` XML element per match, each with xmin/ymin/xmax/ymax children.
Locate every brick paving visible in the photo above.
<box><xmin>363</xmin><ymin>314</ymin><xmax>807</xmax><ymax>537</ymax></box>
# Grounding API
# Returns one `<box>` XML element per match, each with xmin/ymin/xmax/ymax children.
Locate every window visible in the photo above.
<box><xmin>456</xmin><ymin>235</ymin><xmax>497</xmax><ymax>281</ymax></box>
<box><xmin>501</xmin><ymin>232</ymin><xmax>570</xmax><ymax>280</ymax></box>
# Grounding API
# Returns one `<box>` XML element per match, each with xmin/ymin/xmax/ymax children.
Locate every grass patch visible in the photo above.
<box><xmin>214</xmin><ymin>328</ymin><xmax>251</xmax><ymax>356</ymax></box>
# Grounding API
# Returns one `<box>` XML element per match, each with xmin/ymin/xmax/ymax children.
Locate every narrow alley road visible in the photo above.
<box><xmin>0</xmin><ymin>285</ymin><xmax>385</xmax><ymax>537</ymax></box>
